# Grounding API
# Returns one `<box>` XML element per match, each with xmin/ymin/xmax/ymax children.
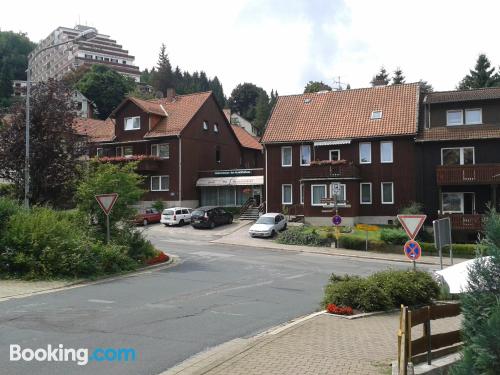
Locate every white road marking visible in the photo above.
<box><xmin>88</xmin><ymin>299</ymin><xmax>115</xmax><ymax>304</ymax></box>
<box><xmin>209</xmin><ymin>310</ymin><xmax>243</xmax><ymax>316</ymax></box>
<box><xmin>284</xmin><ymin>273</ymin><xmax>309</xmax><ymax>280</ymax></box>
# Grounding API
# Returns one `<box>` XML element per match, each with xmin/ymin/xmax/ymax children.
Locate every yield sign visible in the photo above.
<box><xmin>397</xmin><ymin>214</ymin><xmax>427</xmax><ymax>240</ymax></box>
<box><xmin>95</xmin><ymin>193</ymin><xmax>119</xmax><ymax>215</ymax></box>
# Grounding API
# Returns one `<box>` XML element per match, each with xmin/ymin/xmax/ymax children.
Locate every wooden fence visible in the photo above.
<box><xmin>397</xmin><ymin>303</ymin><xmax>462</xmax><ymax>374</ymax></box>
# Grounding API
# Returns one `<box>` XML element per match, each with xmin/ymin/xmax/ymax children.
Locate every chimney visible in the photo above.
<box><xmin>166</xmin><ymin>88</ymin><xmax>176</xmax><ymax>102</ymax></box>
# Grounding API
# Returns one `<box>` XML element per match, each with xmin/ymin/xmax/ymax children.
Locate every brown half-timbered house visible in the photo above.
<box><xmin>261</xmin><ymin>83</ymin><xmax>421</xmax><ymax>226</ymax></box>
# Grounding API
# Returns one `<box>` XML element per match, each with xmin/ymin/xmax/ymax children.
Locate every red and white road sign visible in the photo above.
<box><xmin>95</xmin><ymin>193</ymin><xmax>119</xmax><ymax>215</ymax></box>
<box><xmin>397</xmin><ymin>214</ymin><xmax>427</xmax><ymax>240</ymax></box>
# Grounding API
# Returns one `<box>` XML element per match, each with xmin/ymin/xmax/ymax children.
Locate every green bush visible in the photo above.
<box><xmin>113</xmin><ymin>228</ymin><xmax>156</xmax><ymax>262</ymax></box>
<box><xmin>152</xmin><ymin>200</ymin><xmax>164</xmax><ymax>213</ymax></box>
<box><xmin>276</xmin><ymin>227</ymin><xmax>331</xmax><ymax>247</ymax></box>
<box><xmin>338</xmin><ymin>235</ymin><xmax>387</xmax><ymax>251</ymax></box>
<box><xmin>380</xmin><ymin>228</ymin><xmax>407</xmax><ymax>245</ymax></box>
<box><xmin>0</xmin><ymin>183</ymin><xmax>16</xmax><ymax>198</ymax></box>
<box><xmin>357</xmin><ymin>282</ymin><xmax>392</xmax><ymax>312</ymax></box>
<box><xmin>0</xmin><ymin>197</ymin><xmax>21</xmax><ymax>234</ymax></box>
<box><xmin>420</xmin><ymin>242</ymin><xmax>480</xmax><ymax>258</ymax></box>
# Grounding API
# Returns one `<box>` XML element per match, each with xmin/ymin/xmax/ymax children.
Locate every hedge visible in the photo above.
<box><xmin>276</xmin><ymin>227</ymin><xmax>331</xmax><ymax>247</ymax></box>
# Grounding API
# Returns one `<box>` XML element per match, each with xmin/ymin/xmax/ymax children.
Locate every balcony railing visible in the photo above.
<box><xmin>439</xmin><ymin>214</ymin><xmax>484</xmax><ymax>231</ymax></box>
<box><xmin>436</xmin><ymin>164</ymin><xmax>500</xmax><ymax>185</ymax></box>
<box><xmin>302</xmin><ymin>161</ymin><xmax>360</xmax><ymax>180</ymax></box>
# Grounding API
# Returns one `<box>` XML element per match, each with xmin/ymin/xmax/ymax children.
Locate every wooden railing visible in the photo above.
<box><xmin>436</xmin><ymin>164</ymin><xmax>500</xmax><ymax>185</ymax></box>
<box><xmin>397</xmin><ymin>303</ymin><xmax>462</xmax><ymax>374</ymax></box>
<box><xmin>302</xmin><ymin>163</ymin><xmax>360</xmax><ymax>179</ymax></box>
<box><xmin>439</xmin><ymin>214</ymin><xmax>483</xmax><ymax>231</ymax></box>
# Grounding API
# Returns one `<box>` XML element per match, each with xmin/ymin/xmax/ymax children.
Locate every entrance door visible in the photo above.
<box><xmin>252</xmin><ymin>187</ymin><xmax>262</xmax><ymax>206</ymax></box>
<box><xmin>463</xmin><ymin>193</ymin><xmax>475</xmax><ymax>214</ymax></box>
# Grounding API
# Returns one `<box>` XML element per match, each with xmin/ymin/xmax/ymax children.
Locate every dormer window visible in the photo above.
<box><xmin>124</xmin><ymin>116</ymin><xmax>140</xmax><ymax>130</ymax></box>
<box><xmin>370</xmin><ymin>110</ymin><xmax>382</xmax><ymax>120</ymax></box>
<box><xmin>203</xmin><ymin>121</ymin><xmax>209</xmax><ymax>131</ymax></box>
<box><xmin>465</xmin><ymin>109</ymin><xmax>482</xmax><ymax>124</ymax></box>
<box><xmin>446</xmin><ymin>110</ymin><xmax>463</xmax><ymax>126</ymax></box>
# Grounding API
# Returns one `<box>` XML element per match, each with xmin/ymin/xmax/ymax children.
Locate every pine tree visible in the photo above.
<box><xmin>371</xmin><ymin>67</ymin><xmax>390</xmax><ymax>86</ymax></box>
<box><xmin>419</xmin><ymin>80</ymin><xmax>433</xmax><ymax>93</ymax></box>
<box><xmin>151</xmin><ymin>44</ymin><xmax>173</xmax><ymax>96</ymax></box>
<box><xmin>303</xmin><ymin>81</ymin><xmax>332</xmax><ymax>93</ymax></box>
<box><xmin>450</xmin><ymin>210</ymin><xmax>500</xmax><ymax>374</ymax></box>
<box><xmin>253</xmin><ymin>92</ymin><xmax>271</xmax><ymax>136</ymax></box>
<box><xmin>209</xmin><ymin>76</ymin><xmax>226</xmax><ymax>108</ymax></box>
<box><xmin>458</xmin><ymin>54</ymin><xmax>500</xmax><ymax>90</ymax></box>
<box><xmin>392</xmin><ymin>68</ymin><xmax>405</xmax><ymax>84</ymax></box>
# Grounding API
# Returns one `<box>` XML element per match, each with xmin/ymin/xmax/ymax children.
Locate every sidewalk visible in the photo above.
<box><xmin>0</xmin><ymin>279</ymin><xmax>74</xmax><ymax>300</ymax></box>
<box><xmin>163</xmin><ymin>311</ymin><xmax>462</xmax><ymax>375</ymax></box>
<box><xmin>213</xmin><ymin>223</ymin><xmax>467</xmax><ymax>267</ymax></box>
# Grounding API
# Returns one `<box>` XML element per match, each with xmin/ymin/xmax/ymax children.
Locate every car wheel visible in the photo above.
<box><xmin>164</xmin><ymin>224</ymin><xmax>169</xmax><ymax>227</ymax></box>
<box><xmin>179</xmin><ymin>219</ymin><xmax>185</xmax><ymax>226</ymax></box>
<box><xmin>271</xmin><ymin>230</ymin><xmax>276</xmax><ymax>237</ymax></box>
<box><xmin>228</xmin><ymin>216</ymin><xmax>233</xmax><ymax>224</ymax></box>
<box><xmin>210</xmin><ymin>221</ymin><xmax>215</xmax><ymax>229</ymax></box>
<box><xmin>143</xmin><ymin>219</ymin><xmax>148</xmax><ymax>226</ymax></box>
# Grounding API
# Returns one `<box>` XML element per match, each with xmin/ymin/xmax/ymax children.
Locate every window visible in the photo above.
<box><xmin>282</xmin><ymin>184</ymin><xmax>292</xmax><ymax>204</ymax></box>
<box><xmin>371</xmin><ymin>110</ymin><xmax>383</xmax><ymax>119</ymax></box>
<box><xmin>300</xmin><ymin>145</ymin><xmax>311</xmax><ymax>166</ymax></box>
<box><xmin>442</xmin><ymin>193</ymin><xmax>463</xmax><ymax>213</ymax></box>
<box><xmin>151</xmin><ymin>176</ymin><xmax>169</xmax><ymax>191</ymax></box>
<box><xmin>446</xmin><ymin>110</ymin><xmax>463</xmax><ymax>126</ymax></box>
<box><xmin>216</xmin><ymin>146</ymin><xmax>221</xmax><ymax>163</ymax></box>
<box><xmin>124</xmin><ymin>116</ymin><xmax>140</xmax><ymax>130</ymax></box>
<box><xmin>329</xmin><ymin>149</ymin><xmax>340</xmax><ymax>161</ymax></box>
<box><xmin>311</xmin><ymin>184</ymin><xmax>327</xmax><ymax>206</ymax></box>
<box><xmin>380</xmin><ymin>141</ymin><xmax>393</xmax><ymax>163</ymax></box>
<box><xmin>116</xmin><ymin>147</ymin><xmax>123</xmax><ymax>157</ymax></box>
<box><xmin>214</xmin><ymin>123</ymin><xmax>219</xmax><ymax>133</ymax></box>
<box><xmin>465</xmin><ymin>109</ymin><xmax>482</xmax><ymax>124</ymax></box>
<box><xmin>330</xmin><ymin>183</ymin><xmax>346</xmax><ymax>204</ymax></box>
<box><xmin>300</xmin><ymin>183</ymin><xmax>304</xmax><ymax>204</ymax></box>
<box><xmin>203</xmin><ymin>121</ymin><xmax>209</xmax><ymax>130</ymax></box>
<box><xmin>151</xmin><ymin>144</ymin><xmax>170</xmax><ymax>158</ymax></box>
<box><xmin>441</xmin><ymin>147</ymin><xmax>474</xmax><ymax>165</ymax></box>
<box><xmin>381</xmin><ymin>182</ymin><xmax>394</xmax><ymax>204</ymax></box>
<box><xmin>359</xmin><ymin>142</ymin><xmax>372</xmax><ymax>164</ymax></box>
<box><xmin>96</xmin><ymin>148</ymin><xmax>103</xmax><ymax>157</ymax></box>
<box><xmin>281</xmin><ymin>146</ymin><xmax>292</xmax><ymax>167</ymax></box>
<box><xmin>360</xmin><ymin>183</ymin><xmax>372</xmax><ymax>204</ymax></box>
<box><xmin>123</xmin><ymin>146</ymin><xmax>133</xmax><ymax>157</ymax></box>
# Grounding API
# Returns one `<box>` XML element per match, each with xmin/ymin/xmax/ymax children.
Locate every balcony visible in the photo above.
<box><xmin>97</xmin><ymin>155</ymin><xmax>162</xmax><ymax>172</ymax></box>
<box><xmin>439</xmin><ymin>214</ymin><xmax>484</xmax><ymax>231</ymax></box>
<box><xmin>301</xmin><ymin>161</ymin><xmax>360</xmax><ymax>180</ymax></box>
<box><xmin>436</xmin><ymin>164</ymin><xmax>500</xmax><ymax>185</ymax></box>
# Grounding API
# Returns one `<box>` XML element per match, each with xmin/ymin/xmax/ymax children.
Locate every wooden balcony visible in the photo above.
<box><xmin>439</xmin><ymin>214</ymin><xmax>484</xmax><ymax>231</ymax></box>
<box><xmin>301</xmin><ymin>162</ymin><xmax>360</xmax><ymax>180</ymax></box>
<box><xmin>436</xmin><ymin>164</ymin><xmax>500</xmax><ymax>185</ymax></box>
<box><xmin>136</xmin><ymin>159</ymin><xmax>162</xmax><ymax>172</ymax></box>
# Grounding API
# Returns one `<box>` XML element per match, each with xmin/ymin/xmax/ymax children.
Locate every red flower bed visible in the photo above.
<box><xmin>146</xmin><ymin>252</ymin><xmax>169</xmax><ymax>265</ymax></box>
<box><xmin>326</xmin><ymin>303</ymin><xmax>353</xmax><ymax>315</ymax></box>
<box><xmin>310</xmin><ymin>159</ymin><xmax>348</xmax><ymax>166</ymax></box>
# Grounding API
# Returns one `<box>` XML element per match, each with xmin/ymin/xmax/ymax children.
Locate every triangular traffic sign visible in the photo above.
<box><xmin>397</xmin><ymin>214</ymin><xmax>427</xmax><ymax>240</ymax></box>
<box><xmin>95</xmin><ymin>193</ymin><xmax>119</xmax><ymax>215</ymax></box>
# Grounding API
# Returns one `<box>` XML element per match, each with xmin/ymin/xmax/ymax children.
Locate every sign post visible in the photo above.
<box><xmin>355</xmin><ymin>224</ymin><xmax>379</xmax><ymax>251</ymax></box>
<box><xmin>433</xmin><ymin>217</ymin><xmax>452</xmax><ymax>269</ymax></box>
<box><xmin>397</xmin><ymin>214</ymin><xmax>427</xmax><ymax>269</ymax></box>
<box><xmin>95</xmin><ymin>193</ymin><xmax>119</xmax><ymax>243</ymax></box>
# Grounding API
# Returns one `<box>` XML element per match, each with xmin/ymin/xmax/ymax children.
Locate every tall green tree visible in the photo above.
<box><xmin>451</xmin><ymin>210</ymin><xmax>500</xmax><ymax>374</ymax></box>
<box><xmin>209</xmin><ymin>76</ymin><xmax>226</xmax><ymax>108</ymax></box>
<box><xmin>371</xmin><ymin>67</ymin><xmax>389</xmax><ymax>86</ymax></box>
<box><xmin>228</xmin><ymin>83</ymin><xmax>267</xmax><ymax>122</ymax></box>
<box><xmin>392</xmin><ymin>68</ymin><xmax>406</xmax><ymax>84</ymax></box>
<box><xmin>75</xmin><ymin>64</ymin><xmax>135</xmax><ymax>119</ymax></box>
<box><xmin>419</xmin><ymin>80</ymin><xmax>434</xmax><ymax>93</ymax></box>
<box><xmin>304</xmin><ymin>81</ymin><xmax>332</xmax><ymax>93</ymax></box>
<box><xmin>151</xmin><ymin>44</ymin><xmax>173</xmax><ymax>96</ymax></box>
<box><xmin>458</xmin><ymin>54</ymin><xmax>500</xmax><ymax>90</ymax></box>
<box><xmin>253</xmin><ymin>92</ymin><xmax>271</xmax><ymax>136</ymax></box>
<box><xmin>0</xmin><ymin>80</ymin><xmax>86</xmax><ymax>207</ymax></box>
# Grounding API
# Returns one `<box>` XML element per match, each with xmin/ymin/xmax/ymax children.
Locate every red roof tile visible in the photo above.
<box><xmin>261</xmin><ymin>83</ymin><xmax>420</xmax><ymax>143</ymax></box>
<box><xmin>73</xmin><ymin>117</ymin><xmax>115</xmax><ymax>142</ymax></box>
<box><xmin>231</xmin><ymin>125</ymin><xmax>262</xmax><ymax>150</ymax></box>
<box><xmin>425</xmin><ymin>87</ymin><xmax>500</xmax><ymax>104</ymax></box>
<box><xmin>417</xmin><ymin>125</ymin><xmax>500</xmax><ymax>142</ymax></box>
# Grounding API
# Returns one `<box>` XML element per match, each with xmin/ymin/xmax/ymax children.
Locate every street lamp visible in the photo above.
<box><xmin>24</xmin><ymin>28</ymin><xmax>97</xmax><ymax>208</ymax></box>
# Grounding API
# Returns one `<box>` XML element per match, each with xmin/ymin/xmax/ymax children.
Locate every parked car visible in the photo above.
<box><xmin>249</xmin><ymin>213</ymin><xmax>287</xmax><ymax>238</ymax></box>
<box><xmin>135</xmin><ymin>208</ymin><xmax>161</xmax><ymax>226</ymax></box>
<box><xmin>433</xmin><ymin>256</ymin><xmax>492</xmax><ymax>294</ymax></box>
<box><xmin>161</xmin><ymin>207</ymin><xmax>192</xmax><ymax>226</ymax></box>
<box><xmin>191</xmin><ymin>206</ymin><xmax>233</xmax><ymax>229</ymax></box>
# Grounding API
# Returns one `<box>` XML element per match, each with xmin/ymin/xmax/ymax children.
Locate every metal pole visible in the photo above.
<box><xmin>24</xmin><ymin>66</ymin><xmax>31</xmax><ymax>209</ymax></box>
<box><xmin>106</xmin><ymin>214</ymin><xmax>110</xmax><ymax>244</ymax></box>
<box><xmin>365</xmin><ymin>230</ymin><xmax>368</xmax><ymax>251</ymax></box>
<box><xmin>449</xmin><ymin>243</ymin><xmax>453</xmax><ymax>265</ymax></box>
<box><xmin>439</xmin><ymin>244</ymin><xmax>443</xmax><ymax>270</ymax></box>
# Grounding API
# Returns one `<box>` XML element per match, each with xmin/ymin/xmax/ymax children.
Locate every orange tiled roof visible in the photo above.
<box><xmin>417</xmin><ymin>125</ymin><xmax>500</xmax><ymax>142</ymax></box>
<box><xmin>261</xmin><ymin>83</ymin><xmax>420</xmax><ymax>143</ymax></box>
<box><xmin>425</xmin><ymin>87</ymin><xmax>500</xmax><ymax>104</ymax></box>
<box><xmin>231</xmin><ymin>125</ymin><xmax>262</xmax><ymax>150</ymax></box>
<box><xmin>73</xmin><ymin>117</ymin><xmax>115</xmax><ymax>142</ymax></box>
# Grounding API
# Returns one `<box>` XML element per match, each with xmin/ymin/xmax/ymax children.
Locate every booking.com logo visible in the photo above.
<box><xmin>10</xmin><ymin>344</ymin><xmax>136</xmax><ymax>366</ymax></box>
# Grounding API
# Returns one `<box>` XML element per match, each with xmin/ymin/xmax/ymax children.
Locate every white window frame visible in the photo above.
<box><xmin>441</xmin><ymin>147</ymin><xmax>475</xmax><ymax>165</ymax></box>
<box><xmin>124</xmin><ymin>116</ymin><xmax>140</xmax><ymax>131</ymax></box>
<box><xmin>300</xmin><ymin>145</ymin><xmax>311</xmax><ymax>166</ymax></box>
<box><xmin>151</xmin><ymin>143</ymin><xmax>170</xmax><ymax>159</ymax></box>
<box><xmin>371</xmin><ymin>110</ymin><xmax>383</xmax><ymax>120</ymax></box>
<box><xmin>359</xmin><ymin>142</ymin><xmax>372</xmax><ymax>164</ymax></box>
<box><xmin>311</xmin><ymin>184</ymin><xmax>327</xmax><ymax>206</ymax></box>
<box><xmin>329</xmin><ymin>149</ymin><xmax>340</xmax><ymax>161</ymax></box>
<box><xmin>282</xmin><ymin>184</ymin><xmax>293</xmax><ymax>205</ymax></box>
<box><xmin>381</xmin><ymin>182</ymin><xmax>394</xmax><ymax>204</ymax></box>
<box><xmin>380</xmin><ymin>141</ymin><xmax>393</xmax><ymax>163</ymax></box>
<box><xmin>360</xmin><ymin>183</ymin><xmax>372</xmax><ymax>205</ymax></box>
<box><xmin>123</xmin><ymin>146</ymin><xmax>133</xmax><ymax>158</ymax></box>
<box><xmin>151</xmin><ymin>175</ymin><xmax>170</xmax><ymax>191</ymax></box>
<box><xmin>446</xmin><ymin>110</ymin><xmax>463</xmax><ymax>126</ymax></box>
<box><xmin>330</xmin><ymin>183</ymin><xmax>346</xmax><ymax>205</ymax></box>
<box><xmin>441</xmin><ymin>192</ymin><xmax>475</xmax><ymax>214</ymax></box>
<box><xmin>465</xmin><ymin>108</ymin><xmax>482</xmax><ymax>125</ymax></box>
<box><xmin>281</xmin><ymin>146</ymin><xmax>292</xmax><ymax>167</ymax></box>
<box><xmin>300</xmin><ymin>183</ymin><xmax>304</xmax><ymax>204</ymax></box>
<box><xmin>96</xmin><ymin>148</ymin><xmax>103</xmax><ymax>157</ymax></box>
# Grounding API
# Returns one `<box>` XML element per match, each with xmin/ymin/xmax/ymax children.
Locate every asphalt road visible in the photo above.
<box><xmin>0</xmin><ymin>224</ymin><xmax>436</xmax><ymax>375</ymax></box>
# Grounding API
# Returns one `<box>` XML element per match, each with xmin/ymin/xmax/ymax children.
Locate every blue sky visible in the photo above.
<box><xmin>2</xmin><ymin>0</ymin><xmax>500</xmax><ymax>96</ymax></box>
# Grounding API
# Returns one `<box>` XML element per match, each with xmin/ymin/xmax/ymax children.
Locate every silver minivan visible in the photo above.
<box><xmin>161</xmin><ymin>207</ymin><xmax>192</xmax><ymax>226</ymax></box>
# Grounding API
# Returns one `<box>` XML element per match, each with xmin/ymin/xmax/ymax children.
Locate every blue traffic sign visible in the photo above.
<box><xmin>332</xmin><ymin>215</ymin><xmax>342</xmax><ymax>226</ymax></box>
<box><xmin>404</xmin><ymin>240</ymin><xmax>421</xmax><ymax>260</ymax></box>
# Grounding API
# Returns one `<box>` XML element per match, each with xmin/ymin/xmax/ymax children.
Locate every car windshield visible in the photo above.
<box><xmin>256</xmin><ymin>217</ymin><xmax>275</xmax><ymax>225</ymax></box>
<box><xmin>163</xmin><ymin>210</ymin><xmax>174</xmax><ymax>215</ymax></box>
<box><xmin>191</xmin><ymin>210</ymin><xmax>205</xmax><ymax>216</ymax></box>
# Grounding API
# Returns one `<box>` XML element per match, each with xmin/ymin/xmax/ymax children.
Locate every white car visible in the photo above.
<box><xmin>434</xmin><ymin>256</ymin><xmax>492</xmax><ymax>294</ymax></box>
<box><xmin>249</xmin><ymin>213</ymin><xmax>287</xmax><ymax>238</ymax></box>
<box><xmin>161</xmin><ymin>207</ymin><xmax>192</xmax><ymax>226</ymax></box>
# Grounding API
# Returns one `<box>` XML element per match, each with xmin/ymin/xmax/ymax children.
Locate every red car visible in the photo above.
<box><xmin>135</xmin><ymin>208</ymin><xmax>161</xmax><ymax>226</ymax></box>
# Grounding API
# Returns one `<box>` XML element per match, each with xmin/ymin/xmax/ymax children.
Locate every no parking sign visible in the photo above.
<box><xmin>404</xmin><ymin>240</ymin><xmax>421</xmax><ymax>261</ymax></box>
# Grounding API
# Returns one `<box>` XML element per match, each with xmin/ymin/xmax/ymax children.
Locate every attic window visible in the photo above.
<box><xmin>371</xmin><ymin>110</ymin><xmax>383</xmax><ymax>120</ymax></box>
<box><xmin>203</xmin><ymin>121</ymin><xmax>209</xmax><ymax>131</ymax></box>
<box><xmin>214</xmin><ymin>123</ymin><xmax>219</xmax><ymax>133</ymax></box>
<box><xmin>304</xmin><ymin>98</ymin><xmax>312</xmax><ymax>104</ymax></box>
